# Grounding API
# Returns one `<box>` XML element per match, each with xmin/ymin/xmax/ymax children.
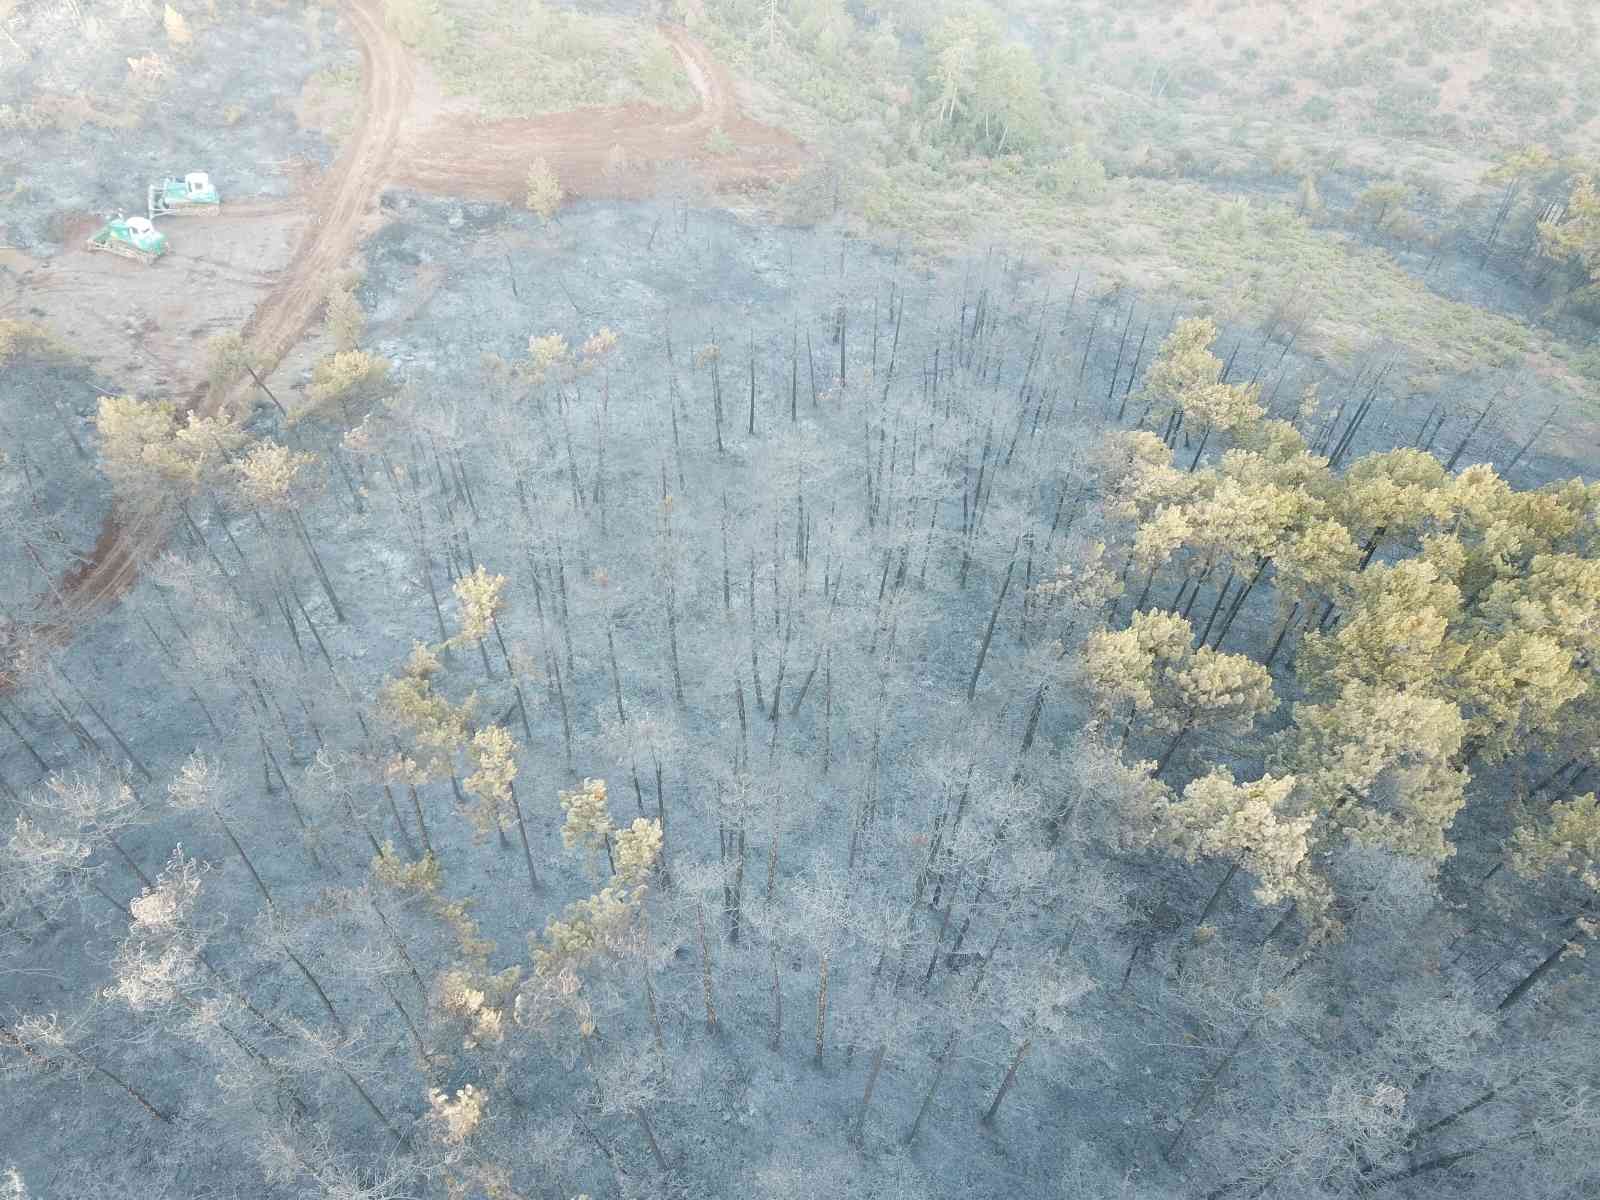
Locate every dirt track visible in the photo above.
<box><xmin>240</xmin><ymin>0</ymin><xmax>412</xmax><ymax>375</ymax></box>
<box><xmin>28</xmin><ymin>0</ymin><xmax>806</xmax><ymax>649</ymax></box>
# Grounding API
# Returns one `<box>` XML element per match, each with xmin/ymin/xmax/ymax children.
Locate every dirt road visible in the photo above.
<box><xmin>239</xmin><ymin>0</ymin><xmax>412</xmax><ymax>376</ymax></box>
<box><xmin>26</xmin><ymin>0</ymin><xmax>805</xmax><ymax>648</ymax></box>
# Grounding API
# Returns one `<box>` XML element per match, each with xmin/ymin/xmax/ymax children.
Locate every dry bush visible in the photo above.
<box><xmin>162</xmin><ymin>4</ymin><xmax>191</xmax><ymax>48</ymax></box>
<box><xmin>0</xmin><ymin>320</ymin><xmax>66</xmax><ymax>365</ymax></box>
<box><xmin>204</xmin><ymin>331</ymin><xmax>263</xmax><ymax>400</ymax></box>
<box><xmin>323</xmin><ymin>285</ymin><xmax>366</xmax><ymax>351</ymax></box>
<box><xmin>525</xmin><ymin>156</ymin><xmax>562</xmax><ymax>221</ymax></box>
<box><xmin>126</xmin><ymin>52</ymin><xmax>171</xmax><ymax>92</ymax></box>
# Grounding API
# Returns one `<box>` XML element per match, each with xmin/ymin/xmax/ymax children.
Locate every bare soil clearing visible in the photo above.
<box><xmin>392</xmin><ymin>25</ymin><xmax>804</xmax><ymax>205</ymax></box>
<box><xmin>3</xmin><ymin>203</ymin><xmax>303</xmax><ymax>395</ymax></box>
<box><xmin>12</xmin><ymin>0</ymin><xmax>808</xmax><ymax>655</ymax></box>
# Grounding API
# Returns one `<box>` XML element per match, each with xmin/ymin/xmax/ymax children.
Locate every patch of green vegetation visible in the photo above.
<box><xmin>1299</xmin><ymin>95</ymin><xmax>1336</xmax><ymax>123</ymax></box>
<box><xmin>385</xmin><ymin>0</ymin><xmax>693</xmax><ymax>117</ymax></box>
<box><xmin>1570</xmin><ymin>345</ymin><xmax>1600</xmax><ymax>385</ymax></box>
<box><xmin>1132</xmin><ymin>192</ymin><xmax>1532</xmax><ymax>372</ymax></box>
<box><xmin>320</xmin><ymin>63</ymin><xmax>362</xmax><ymax>90</ymax></box>
<box><xmin>302</xmin><ymin>62</ymin><xmax>362</xmax><ymax>143</ymax></box>
<box><xmin>1371</xmin><ymin>80</ymin><xmax>1448</xmax><ymax>140</ymax></box>
<box><xmin>842</xmin><ymin>145</ymin><xmax>1532</xmax><ymax>370</ymax></box>
<box><xmin>1482</xmin><ymin>70</ymin><xmax>1567</xmax><ymax>120</ymax></box>
<box><xmin>0</xmin><ymin>320</ymin><xmax>71</xmax><ymax>365</ymax></box>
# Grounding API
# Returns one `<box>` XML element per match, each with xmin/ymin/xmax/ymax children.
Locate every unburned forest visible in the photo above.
<box><xmin>2</xmin><ymin>3</ymin><xmax>1598</xmax><ymax>1200</ymax></box>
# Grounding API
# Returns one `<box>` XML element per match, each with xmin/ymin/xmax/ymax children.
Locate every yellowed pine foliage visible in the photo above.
<box><xmin>462</xmin><ymin>726</ymin><xmax>519</xmax><ymax>848</ymax></box>
<box><xmin>1096</xmin><ymin>417</ymin><xmax>1600</xmax><ymax>874</ymax></box>
<box><xmin>233</xmin><ymin>438</ymin><xmax>317</xmax><ymax>508</ymax></box>
<box><xmin>1277</xmin><ymin>682</ymin><xmax>1468</xmax><ymax>863</ymax></box>
<box><xmin>452</xmin><ymin>567</ymin><xmax>507</xmax><ymax>645</ymax></box>
<box><xmin>525</xmin><ymin>332</ymin><xmax>570</xmax><ymax>385</ymax></box>
<box><xmin>1084</xmin><ymin>611</ymin><xmax>1275</xmax><ymax>737</ymax></box>
<box><xmin>559</xmin><ymin>778</ymin><xmax>612</xmax><ymax>856</ymax></box>
<box><xmin>1099</xmin><ymin>431</ymin><xmax>1196</xmax><ymax>524</ymax></box>
<box><xmin>1298</xmin><ymin>559</ymin><xmax>1467</xmax><ymax>694</ymax></box>
<box><xmin>324</xmin><ymin>285</ymin><xmax>366</xmax><ymax>352</ymax></box>
<box><xmin>1156</xmin><ymin>769</ymin><xmax>1318</xmax><ymax>908</ymax></box>
<box><xmin>298</xmin><ymin>349</ymin><xmax>392</xmax><ymax>422</ymax></box>
<box><xmin>1141</xmin><ymin>317</ymin><xmax>1221</xmax><ymax>414</ymax></box>
<box><xmin>377</xmin><ymin>644</ymin><xmax>476</xmax><ymax>778</ymax></box>
<box><xmin>427</xmin><ymin>1085</ymin><xmax>485</xmax><ymax>1144</ymax></box>
<box><xmin>95</xmin><ymin>395</ymin><xmax>247</xmax><ymax>504</ymax></box>
<box><xmin>1512</xmin><ymin>792</ymin><xmax>1600</xmax><ymax>891</ymax></box>
<box><xmin>612</xmin><ymin>818</ymin><xmax>663</xmax><ymax>896</ymax></box>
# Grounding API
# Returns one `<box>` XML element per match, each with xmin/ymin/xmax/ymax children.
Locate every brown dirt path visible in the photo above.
<box><xmin>239</xmin><ymin>0</ymin><xmax>412</xmax><ymax>375</ymax></box>
<box><xmin>10</xmin><ymin>0</ymin><xmax>807</xmax><ymax>673</ymax></box>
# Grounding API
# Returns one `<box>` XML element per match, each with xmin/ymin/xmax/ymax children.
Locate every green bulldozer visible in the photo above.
<box><xmin>148</xmin><ymin>172</ymin><xmax>220</xmax><ymax>218</ymax></box>
<box><xmin>84</xmin><ymin>214</ymin><xmax>168</xmax><ymax>265</ymax></box>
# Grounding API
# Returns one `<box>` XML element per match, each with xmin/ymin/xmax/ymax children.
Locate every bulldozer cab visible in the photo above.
<box><xmin>125</xmin><ymin>216</ymin><xmax>156</xmax><ymax>237</ymax></box>
<box><xmin>185</xmin><ymin>172</ymin><xmax>211</xmax><ymax>195</ymax></box>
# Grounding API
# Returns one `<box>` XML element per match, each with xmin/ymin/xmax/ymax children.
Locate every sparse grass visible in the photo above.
<box><xmin>0</xmin><ymin>320</ymin><xmax>70</xmax><ymax>365</ymax></box>
<box><xmin>854</xmin><ymin>160</ymin><xmax>1532</xmax><ymax>372</ymax></box>
<box><xmin>388</xmin><ymin>0</ymin><xmax>693</xmax><ymax>118</ymax></box>
<box><xmin>1571</xmin><ymin>345</ymin><xmax>1600</xmax><ymax>385</ymax></box>
<box><xmin>0</xmin><ymin>95</ymin><xmax>136</xmax><ymax>134</ymax></box>
<box><xmin>298</xmin><ymin>63</ymin><xmax>361</xmax><ymax>144</ymax></box>
<box><xmin>1130</xmin><ymin>189</ymin><xmax>1532</xmax><ymax>371</ymax></box>
<box><xmin>0</xmin><ymin>104</ymin><xmax>48</xmax><ymax>133</ymax></box>
<box><xmin>327</xmin><ymin>60</ymin><xmax>362</xmax><ymax>89</ymax></box>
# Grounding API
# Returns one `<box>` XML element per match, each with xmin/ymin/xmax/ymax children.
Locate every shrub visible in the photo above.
<box><xmin>1299</xmin><ymin>95</ymin><xmax>1336</xmax><ymax>123</ymax></box>
<box><xmin>1214</xmin><ymin>196</ymin><xmax>1251</xmax><ymax>240</ymax></box>
<box><xmin>126</xmin><ymin>52</ymin><xmax>171</xmax><ymax>91</ymax></box>
<box><xmin>298</xmin><ymin>349</ymin><xmax>393</xmax><ymax>423</ymax></box>
<box><xmin>203</xmin><ymin>331</ymin><xmax>263</xmax><ymax>399</ymax></box>
<box><xmin>384</xmin><ymin>0</ymin><xmax>455</xmax><ymax>53</ymax></box>
<box><xmin>525</xmin><ymin>156</ymin><xmax>562</xmax><ymax>221</ymax></box>
<box><xmin>163</xmin><ymin>5</ymin><xmax>192</xmax><ymax>48</ymax></box>
<box><xmin>0</xmin><ymin>320</ymin><xmax>65</xmax><ymax>365</ymax></box>
<box><xmin>324</xmin><ymin>285</ymin><xmax>366</xmax><ymax>351</ymax></box>
<box><xmin>1048</xmin><ymin>143</ymin><xmax>1108</xmax><ymax>201</ymax></box>
<box><xmin>1572</xmin><ymin>345</ymin><xmax>1600</xmax><ymax>383</ymax></box>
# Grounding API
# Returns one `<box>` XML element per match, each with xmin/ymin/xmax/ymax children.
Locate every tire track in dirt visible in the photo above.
<box><xmin>12</xmin><ymin>1</ymin><xmax>805</xmax><ymax>680</ymax></box>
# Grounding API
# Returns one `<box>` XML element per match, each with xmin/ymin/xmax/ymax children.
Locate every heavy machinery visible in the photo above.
<box><xmin>84</xmin><ymin>214</ymin><xmax>168</xmax><ymax>264</ymax></box>
<box><xmin>148</xmin><ymin>171</ymin><xmax>220</xmax><ymax>218</ymax></box>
